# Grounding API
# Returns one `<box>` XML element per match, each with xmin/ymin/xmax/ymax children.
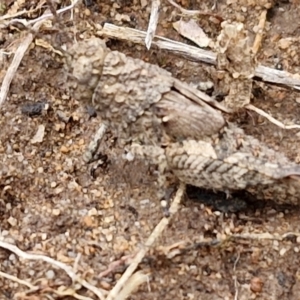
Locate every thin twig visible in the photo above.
<box><xmin>117</xmin><ymin>271</ymin><xmax>149</xmax><ymax>300</ymax></box>
<box><xmin>99</xmin><ymin>23</ymin><xmax>216</xmax><ymax>64</ymax></box>
<box><xmin>15</xmin><ymin>286</ymin><xmax>94</xmax><ymax>300</ymax></box>
<box><xmin>46</xmin><ymin>287</ymin><xmax>95</xmax><ymax>300</ymax></box>
<box><xmin>166</xmin><ymin>0</ymin><xmax>223</xmax><ymax>20</ymax></box>
<box><xmin>246</xmin><ymin>104</ymin><xmax>300</xmax><ymax>129</ymax></box>
<box><xmin>233</xmin><ymin>252</ymin><xmax>240</xmax><ymax>300</ymax></box>
<box><xmin>99</xmin><ymin>23</ymin><xmax>300</xmax><ymax>89</ymax></box>
<box><xmin>0</xmin><ymin>11</ymin><xmax>47</xmax><ymax>107</ymax></box>
<box><xmin>0</xmin><ymin>4</ymin><xmax>44</xmax><ymax>22</ymax></box>
<box><xmin>0</xmin><ymin>270</ymin><xmax>37</xmax><ymax>289</ymax></box>
<box><xmin>0</xmin><ymin>0</ymin><xmax>80</xmax><ymax>107</ymax></box>
<box><xmin>106</xmin><ymin>183</ymin><xmax>186</xmax><ymax>300</ymax></box>
<box><xmin>3</xmin><ymin>0</ymin><xmax>27</xmax><ymax>17</ymax></box>
<box><xmin>145</xmin><ymin>0</ymin><xmax>160</xmax><ymax>50</ymax></box>
<box><xmin>0</xmin><ymin>241</ymin><xmax>106</xmax><ymax>300</ymax></box>
<box><xmin>2</xmin><ymin>0</ymin><xmax>80</xmax><ymax>28</ymax></box>
<box><xmin>231</xmin><ymin>232</ymin><xmax>300</xmax><ymax>241</ymax></box>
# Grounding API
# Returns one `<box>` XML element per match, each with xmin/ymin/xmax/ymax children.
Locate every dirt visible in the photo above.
<box><xmin>1</xmin><ymin>0</ymin><xmax>300</xmax><ymax>299</ymax></box>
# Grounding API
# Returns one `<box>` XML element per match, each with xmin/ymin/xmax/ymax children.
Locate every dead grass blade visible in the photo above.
<box><xmin>0</xmin><ymin>241</ymin><xmax>106</xmax><ymax>300</ymax></box>
<box><xmin>0</xmin><ymin>0</ymin><xmax>80</xmax><ymax>107</ymax></box>
<box><xmin>145</xmin><ymin>0</ymin><xmax>160</xmax><ymax>50</ymax></box>
<box><xmin>105</xmin><ymin>182</ymin><xmax>186</xmax><ymax>300</ymax></box>
<box><xmin>99</xmin><ymin>23</ymin><xmax>300</xmax><ymax>90</ymax></box>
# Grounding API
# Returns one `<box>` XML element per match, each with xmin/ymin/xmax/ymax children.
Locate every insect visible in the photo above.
<box><xmin>65</xmin><ymin>37</ymin><xmax>227</xmax><ymax>146</ymax></box>
<box><xmin>65</xmin><ymin>38</ymin><xmax>300</xmax><ymax>205</ymax></box>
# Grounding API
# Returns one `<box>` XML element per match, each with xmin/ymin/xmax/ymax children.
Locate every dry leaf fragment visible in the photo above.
<box><xmin>173</xmin><ymin>19</ymin><xmax>212</xmax><ymax>48</ymax></box>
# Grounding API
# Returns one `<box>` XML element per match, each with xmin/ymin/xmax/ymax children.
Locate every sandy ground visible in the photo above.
<box><xmin>1</xmin><ymin>0</ymin><xmax>300</xmax><ymax>299</ymax></box>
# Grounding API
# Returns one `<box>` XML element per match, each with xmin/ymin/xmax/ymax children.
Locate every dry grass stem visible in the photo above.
<box><xmin>0</xmin><ymin>241</ymin><xmax>106</xmax><ymax>300</ymax></box>
<box><xmin>0</xmin><ymin>270</ymin><xmax>37</xmax><ymax>289</ymax></box>
<box><xmin>0</xmin><ymin>12</ymin><xmax>47</xmax><ymax>107</ymax></box>
<box><xmin>246</xmin><ymin>104</ymin><xmax>300</xmax><ymax>129</ymax></box>
<box><xmin>99</xmin><ymin>23</ymin><xmax>300</xmax><ymax>90</ymax></box>
<box><xmin>145</xmin><ymin>0</ymin><xmax>160</xmax><ymax>50</ymax></box>
<box><xmin>0</xmin><ymin>0</ymin><xmax>46</xmax><ymax>22</ymax></box>
<box><xmin>166</xmin><ymin>0</ymin><xmax>223</xmax><ymax>19</ymax></box>
<box><xmin>1</xmin><ymin>0</ymin><xmax>80</xmax><ymax>28</ymax></box>
<box><xmin>0</xmin><ymin>0</ymin><xmax>81</xmax><ymax>107</ymax></box>
<box><xmin>116</xmin><ymin>271</ymin><xmax>149</xmax><ymax>300</ymax></box>
<box><xmin>99</xmin><ymin>23</ymin><xmax>216</xmax><ymax>64</ymax></box>
<box><xmin>231</xmin><ymin>232</ymin><xmax>300</xmax><ymax>241</ymax></box>
<box><xmin>233</xmin><ymin>253</ymin><xmax>240</xmax><ymax>300</ymax></box>
<box><xmin>4</xmin><ymin>0</ymin><xmax>27</xmax><ymax>16</ymax></box>
<box><xmin>106</xmin><ymin>182</ymin><xmax>186</xmax><ymax>300</ymax></box>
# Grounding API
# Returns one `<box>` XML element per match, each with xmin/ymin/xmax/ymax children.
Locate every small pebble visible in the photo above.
<box><xmin>45</xmin><ymin>270</ymin><xmax>55</xmax><ymax>280</ymax></box>
<box><xmin>60</xmin><ymin>145</ymin><xmax>69</xmax><ymax>153</ymax></box>
<box><xmin>52</xmin><ymin>208</ymin><xmax>60</xmax><ymax>216</ymax></box>
<box><xmin>50</xmin><ymin>182</ymin><xmax>57</xmax><ymax>188</ymax></box>
<box><xmin>250</xmin><ymin>277</ymin><xmax>264</xmax><ymax>293</ymax></box>
<box><xmin>7</xmin><ymin>216</ymin><xmax>17</xmax><ymax>227</ymax></box>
